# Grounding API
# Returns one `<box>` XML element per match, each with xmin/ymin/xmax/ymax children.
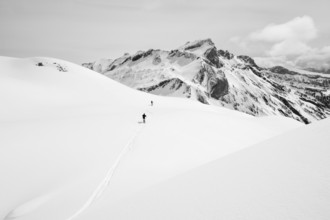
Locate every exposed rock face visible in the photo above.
<box><xmin>168</xmin><ymin>50</ymin><xmax>197</xmax><ymax>60</ymax></box>
<box><xmin>237</xmin><ymin>55</ymin><xmax>259</xmax><ymax>68</ymax></box>
<box><xmin>209</xmin><ymin>77</ymin><xmax>229</xmax><ymax>99</ymax></box>
<box><xmin>83</xmin><ymin>38</ymin><xmax>330</xmax><ymax>124</ymax></box>
<box><xmin>181</xmin><ymin>38</ymin><xmax>215</xmax><ymax>51</ymax></box>
<box><xmin>218</xmin><ymin>50</ymin><xmax>234</xmax><ymax>60</ymax></box>
<box><xmin>195</xmin><ymin>64</ymin><xmax>228</xmax><ymax>99</ymax></box>
<box><xmin>132</xmin><ymin>49</ymin><xmax>154</xmax><ymax>61</ymax></box>
<box><xmin>139</xmin><ymin>78</ymin><xmax>192</xmax><ymax>98</ymax></box>
<box><xmin>205</xmin><ymin>47</ymin><xmax>222</xmax><ymax>68</ymax></box>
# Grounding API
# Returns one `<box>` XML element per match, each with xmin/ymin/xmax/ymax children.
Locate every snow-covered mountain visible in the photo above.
<box><xmin>83</xmin><ymin>39</ymin><xmax>330</xmax><ymax>124</ymax></box>
<box><xmin>2</xmin><ymin>56</ymin><xmax>330</xmax><ymax>220</ymax></box>
<box><xmin>0</xmin><ymin>56</ymin><xmax>302</xmax><ymax>219</ymax></box>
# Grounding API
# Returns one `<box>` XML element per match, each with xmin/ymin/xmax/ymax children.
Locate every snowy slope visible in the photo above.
<box><xmin>81</xmin><ymin>117</ymin><xmax>330</xmax><ymax>220</ymax></box>
<box><xmin>0</xmin><ymin>56</ymin><xmax>301</xmax><ymax>220</ymax></box>
<box><xmin>0</xmin><ymin>56</ymin><xmax>151</xmax><ymax>220</ymax></box>
<box><xmin>84</xmin><ymin>117</ymin><xmax>330</xmax><ymax>220</ymax></box>
<box><xmin>83</xmin><ymin>39</ymin><xmax>330</xmax><ymax>124</ymax></box>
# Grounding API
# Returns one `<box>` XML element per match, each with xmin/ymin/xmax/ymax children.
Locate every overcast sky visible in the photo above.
<box><xmin>1</xmin><ymin>0</ymin><xmax>329</xmax><ymax>68</ymax></box>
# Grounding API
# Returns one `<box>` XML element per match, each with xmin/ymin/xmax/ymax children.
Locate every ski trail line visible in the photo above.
<box><xmin>66</xmin><ymin>125</ymin><xmax>144</xmax><ymax>220</ymax></box>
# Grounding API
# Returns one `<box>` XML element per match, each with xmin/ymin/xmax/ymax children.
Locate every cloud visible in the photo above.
<box><xmin>268</xmin><ymin>40</ymin><xmax>311</xmax><ymax>57</ymax></box>
<box><xmin>321</xmin><ymin>46</ymin><xmax>330</xmax><ymax>54</ymax></box>
<box><xmin>72</xmin><ymin>0</ymin><xmax>164</xmax><ymax>11</ymax></box>
<box><xmin>229</xmin><ymin>36</ymin><xmax>247</xmax><ymax>49</ymax></box>
<box><xmin>254</xmin><ymin>56</ymin><xmax>295</xmax><ymax>68</ymax></box>
<box><xmin>295</xmin><ymin>48</ymin><xmax>330</xmax><ymax>70</ymax></box>
<box><xmin>254</xmin><ymin>47</ymin><xmax>330</xmax><ymax>70</ymax></box>
<box><xmin>249</xmin><ymin>16</ymin><xmax>317</xmax><ymax>42</ymax></box>
<box><xmin>250</xmin><ymin>16</ymin><xmax>317</xmax><ymax>58</ymax></box>
<box><xmin>232</xmin><ymin>16</ymin><xmax>330</xmax><ymax>71</ymax></box>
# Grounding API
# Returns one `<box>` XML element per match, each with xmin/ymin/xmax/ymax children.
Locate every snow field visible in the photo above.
<box><xmin>0</xmin><ymin>57</ymin><xmax>304</xmax><ymax>220</ymax></box>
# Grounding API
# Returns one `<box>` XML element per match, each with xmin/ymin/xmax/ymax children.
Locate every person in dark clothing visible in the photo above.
<box><xmin>151</xmin><ymin>100</ymin><xmax>153</xmax><ymax>106</ymax></box>
<box><xmin>142</xmin><ymin>113</ymin><xmax>147</xmax><ymax>123</ymax></box>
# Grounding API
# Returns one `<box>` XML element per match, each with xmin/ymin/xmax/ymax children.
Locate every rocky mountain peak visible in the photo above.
<box><xmin>83</xmin><ymin>39</ymin><xmax>330</xmax><ymax>124</ymax></box>
<box><xmin>177</xmin><ymin>38</ymin><xmax>221</xmax><ymax>68</ymax></box>
<box><xmin>179</xmin><ymin>38</ymin><xmax>215</xmax><ymax>51</ymax></box>
<box><xmin>237</xmin><ymin>55</ymin><xmax>259</xmax><ymax>68</ymax></box>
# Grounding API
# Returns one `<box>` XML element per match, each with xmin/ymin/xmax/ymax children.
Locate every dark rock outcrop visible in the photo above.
<box><xmin>168</xmin><ymin>50</ymin><xmax>197</xmax><ymax>60</ymax></box>
<box><xmin>209</xmin><ymin>77</ymin><xmax>229</xmax><ymax>99</ymax></box>
<box><xmin>237</xmin><ymin>55</ymin><xmax>258</xmax><ymax>68</ymax></box>
<box><xmin>218</xmin><ymin>50</ymin><xmax>234</xmax><ymax>60</ymax></box>
<box><xmin>204</xmin><ymin>47</ymin><xmax>222</xmax><ymax>68</ymax></box>
<box><xmin>183</xmin><ymin>38</ymin><xmax>215</xmax><ymax>51</ymax></box>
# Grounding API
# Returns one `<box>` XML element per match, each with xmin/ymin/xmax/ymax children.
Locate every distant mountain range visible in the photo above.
<box><xmin>83</xmin><ymin>39</ymin><xmax>330</xmax><ymax>124</ymax></box>
<box><xmin>304</xmin><ymin>67</ymin><xmax>330</xmax><ymax>74</ymax></box>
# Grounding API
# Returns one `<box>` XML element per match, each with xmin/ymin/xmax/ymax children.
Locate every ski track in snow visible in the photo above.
<box><xmin>4</xmin><ymin>126</ymin><xmax>145</xmax><ymax>220</ymax></box>
<box><xmin>66</xmin><ymin>109</ymin><xmax>152</xmax><ymax>220</ymax></box>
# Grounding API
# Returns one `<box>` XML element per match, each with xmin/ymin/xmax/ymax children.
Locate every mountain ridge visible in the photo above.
<box><xmin>83</xmin><ymin>39</ymin><xmax>330</xmax><ymax>124</ymax></box>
